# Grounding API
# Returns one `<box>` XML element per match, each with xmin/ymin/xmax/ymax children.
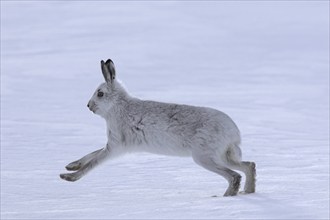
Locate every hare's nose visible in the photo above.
<box><xmin>87</xmin><ymin>101</ymin><xmax>94</xmax><ymax>109</ymax></box>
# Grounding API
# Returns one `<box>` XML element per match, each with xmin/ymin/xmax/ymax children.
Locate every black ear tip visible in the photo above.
<box><xmin>105</xmin><ymin>59</ymin><xmax>113</xmax><ymax>64</ymax></box>
<box><xmin>101</xmin><ymin>60</ymin><xmax>105</xmax><ymax>65</ymax></box>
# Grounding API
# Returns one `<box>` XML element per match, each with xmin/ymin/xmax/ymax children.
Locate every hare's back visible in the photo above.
<box><xmin>133</xmin><ymin>100</ymin><xmax>240</xmax><ymax>141</ymax></box>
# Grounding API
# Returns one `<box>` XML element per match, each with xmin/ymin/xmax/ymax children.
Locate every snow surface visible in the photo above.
<box><xmin>1</xmin><ymin>1</ymin><xmax>329</xmax><ymax>219</ymax></box>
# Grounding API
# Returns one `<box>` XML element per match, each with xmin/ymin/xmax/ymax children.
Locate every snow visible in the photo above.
<box><xmin>1</xmin><ymin>1</ymin><xmax>329</xmax><ymax>219</ymax></box>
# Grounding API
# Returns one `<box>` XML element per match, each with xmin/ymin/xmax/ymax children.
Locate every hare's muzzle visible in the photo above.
<box><xmin>87</xmin><ymin>101</ymin><xmax>96</xmax><ymax>112</ymax></box>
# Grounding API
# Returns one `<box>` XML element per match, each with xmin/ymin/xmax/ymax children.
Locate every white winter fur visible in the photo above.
<box><xmin>60</xmin><ymin>59</ymin><xmax>256</xmax><ymax>197</ymax></box>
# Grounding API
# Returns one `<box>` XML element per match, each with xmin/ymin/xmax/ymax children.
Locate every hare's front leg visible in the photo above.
<box><xmin>65</xmin><ymin>148</ymin><xmax>103</xmax><ymax>171</ymax></box>
<box><xmin>60</xmin><ymin>147</ymin><xmax>110</xmax><ymax>182</ymax></box>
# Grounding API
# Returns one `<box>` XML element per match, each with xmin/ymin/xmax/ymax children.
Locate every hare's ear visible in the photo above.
<box><xmin>100</xmin><ymin>59</ymin><xmax>116</xmax><ymax>83</ymax></box>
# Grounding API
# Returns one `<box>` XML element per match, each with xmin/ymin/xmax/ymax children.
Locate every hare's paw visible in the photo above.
<box><xmin>60</xmin><ymin>173</ymin><xmax>80</xmax><ymax>182</ymax></box>
<box><xmin>65</xmin><ymin>161</ymin><xmax>82</xmax><ymax>171</ymax></box>
<box><xmin>223</xmin><ymin>174</ymin><xmax>241</xmax><ymax>197</ymax></box>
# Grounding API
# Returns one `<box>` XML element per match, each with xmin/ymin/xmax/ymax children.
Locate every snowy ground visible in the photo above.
<box><xmin>1</xmin><ymin>1</ymin><xmax>329</xmax><ymax>219</ymax></box>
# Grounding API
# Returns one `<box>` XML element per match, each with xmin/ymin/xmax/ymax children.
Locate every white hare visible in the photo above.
<box><xmin>60</xmin><ymin>59</ymin><xmax>256</xmax><ymax>196</ymax></box>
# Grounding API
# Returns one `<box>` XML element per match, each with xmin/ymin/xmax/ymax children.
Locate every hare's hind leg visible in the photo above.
<box><xmin>228</xmin><ymin>161</ymin><xmax>256</xmax><ymax>194</ymax></box>
<box><xmin>241</xmin><ymin>161</ymin><xmax>256</xmax><ymax>193</ymax></box>
<box><xmin>225</xmin><ymin>145</ymin><xmax>256</xmax><ymax>194</ymax></box>
<box><xmin>192</xmin><ymin>152</ymin><xmax>241</xmax><ymax>197</ymax></box>
<box><xmin>65</xmin><ymin>148</ymin><xmax>103</xmax><ymax>171</ymax></box>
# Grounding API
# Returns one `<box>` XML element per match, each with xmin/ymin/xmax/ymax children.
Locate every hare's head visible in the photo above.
<box><xmin>87</xmin><ymin>59</ymin><xmax>125</xmax><ymax>118</ymax></box>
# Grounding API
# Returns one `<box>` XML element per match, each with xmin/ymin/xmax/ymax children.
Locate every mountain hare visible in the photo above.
<box><xmin>60</xmin><ymin>59</ymin><xmax>256</xmax><ymax>196</ymax></box>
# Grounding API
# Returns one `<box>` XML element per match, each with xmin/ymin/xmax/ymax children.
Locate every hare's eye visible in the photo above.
<box><xmin>97</xmin><ymin>91</ymin><xmax>104</xmax><ymax>97</ymax></box>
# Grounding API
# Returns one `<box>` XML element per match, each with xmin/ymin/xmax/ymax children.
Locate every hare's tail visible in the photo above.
<box><xmin>225</xmin><ymin>143</ymin><xmax>242</xmax><ymax>165</ymax></box>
